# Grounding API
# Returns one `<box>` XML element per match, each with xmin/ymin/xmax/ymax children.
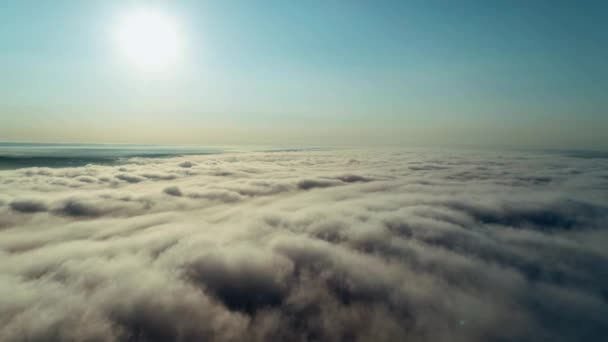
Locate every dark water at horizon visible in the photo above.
<box><xmin>0</xmin><ymin>142</ymin><xmax>222</xmax><ymax>170</ymax></box>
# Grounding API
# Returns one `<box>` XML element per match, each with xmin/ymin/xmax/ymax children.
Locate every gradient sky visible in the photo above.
<box><xmin>1</xmin><ymin>0</ymin><xmax>607</xmax><ymax>148</ymax></box>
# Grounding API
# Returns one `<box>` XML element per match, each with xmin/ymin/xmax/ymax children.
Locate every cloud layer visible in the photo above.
<box><xmin>1</xmin><ymin>148</ymin><xmax>607</xmax><ymax>341</ymax></box>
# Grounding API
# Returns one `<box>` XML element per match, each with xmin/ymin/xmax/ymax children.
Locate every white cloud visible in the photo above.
<box><xmin>0</xmin><ymin>149</ymin><xmax>607</xmax><ymax>341</ymax></box>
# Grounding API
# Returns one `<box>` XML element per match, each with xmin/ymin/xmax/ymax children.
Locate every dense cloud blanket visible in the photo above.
<box><xmin>1</xmin><ymin>149</ymin><xmax>607</xmax><ymax>341</ymax></box>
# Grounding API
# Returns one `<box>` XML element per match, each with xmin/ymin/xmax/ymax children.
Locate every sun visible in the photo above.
<box><xmin>114</xmin><ymin>8</ymin><xmax>182</xmax><ymax>72</ymax></box>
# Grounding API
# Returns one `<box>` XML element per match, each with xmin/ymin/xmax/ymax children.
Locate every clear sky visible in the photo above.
<box><xmin>1</xmin><ymin>0</ymin><xmax>607</xmax><ymax>149</ymax></box>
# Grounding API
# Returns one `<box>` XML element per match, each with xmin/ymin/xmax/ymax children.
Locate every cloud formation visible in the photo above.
<box><xmin>0</xmin><ymin>148</ymin><xmax>607</xmax><ymax>341</ymax></box>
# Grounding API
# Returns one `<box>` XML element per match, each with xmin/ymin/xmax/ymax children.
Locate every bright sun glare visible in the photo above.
<box><xmin>115</xmin><ymin>8</ymin><xmax>182</xmax><ymax>72</ymax></box>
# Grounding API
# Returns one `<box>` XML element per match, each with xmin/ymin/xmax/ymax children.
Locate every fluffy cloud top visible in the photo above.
<box><xmin>0</xmin><ymin>148</ymin><xmax>607</xmax><ymax>341</ymax></box>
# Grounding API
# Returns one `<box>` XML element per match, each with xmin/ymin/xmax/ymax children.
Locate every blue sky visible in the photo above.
<box><xmin>0</xmin><ymin>0</ymin><xmax>606</xmax><ymax>148</ymax></box>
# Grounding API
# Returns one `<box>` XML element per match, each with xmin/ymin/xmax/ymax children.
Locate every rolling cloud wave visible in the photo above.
<box><xmin>1</xmin><ymin>149</ymin><xmax>607</xmax><ymax>341</ymax></box>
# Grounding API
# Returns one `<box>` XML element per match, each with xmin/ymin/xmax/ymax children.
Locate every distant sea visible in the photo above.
<box><xmin>2</xmin><ymin>142</ymin><xmax>606</xmax><ymax>170</ymax></box>
<box><xmin>0</xmin><ymin>142</ymin><xmax>222</xmax><ymax>170</ymax></box>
